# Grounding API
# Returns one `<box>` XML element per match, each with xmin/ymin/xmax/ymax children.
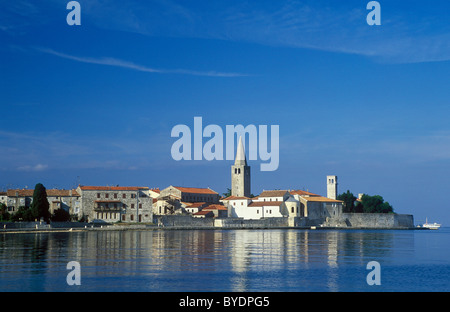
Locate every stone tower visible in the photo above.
<box><xmin>231</xmin><ymin>136</ymin><xmax>251</xmax><ymax>197</ymax></box>
<box><xmin>327</xmin><ymin>175</ymin><xmax>338</xmax><ymax>200</ymax></box>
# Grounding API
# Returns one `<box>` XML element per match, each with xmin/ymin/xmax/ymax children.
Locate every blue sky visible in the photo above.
<box><xmin>1</xmin><ymin>0</ymin><xmax>450</xmax><ymax>225</ymax></box>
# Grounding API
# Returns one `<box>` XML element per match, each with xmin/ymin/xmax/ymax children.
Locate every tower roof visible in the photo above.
<box><xmin>234</xmin><ymin>136</ymin><xmax>247</xmax><ymax>166</ymax></box>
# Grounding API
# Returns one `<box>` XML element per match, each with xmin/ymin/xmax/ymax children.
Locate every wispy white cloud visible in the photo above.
<box><xmin>0</xmin><ymin>129</ymin><xmax>171</xmax><ymax>172</ymax></box>
<box><xmin>35</xmin><ymin>47</ymin><xmax>249</xmax><ymax>77</ymax></box>
<box><xmin>76</xmin><ymin>0</ymin><xmax>450</xmax><ymax>64</ymax></box>
<box><xmin>17</xmin><ymin>164</ymin><xmax>48</xmax><ymax>172</ymax></box>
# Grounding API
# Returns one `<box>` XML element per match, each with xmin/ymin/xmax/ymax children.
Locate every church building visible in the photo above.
<box><xmin>231</xmin><ymin>136</ymin><xmax>251</xmax><ymax>197</ymax></box>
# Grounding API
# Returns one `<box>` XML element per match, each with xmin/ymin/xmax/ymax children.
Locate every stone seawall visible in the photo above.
<box><xmin>155</xmin><ymin>215</ymin><xmax>214</xmax><ymax>227</ymax></box>
<box><xmin>341</xmin><ymin>213</ymin><xmax>414</xmax><ymax>228</ymax></box>
<box><xmin>1</xmin><ymin>214</ymin><xmax>416</xmax><ymax>231</ymax></box>
<box><xmin>215</xmin><ymin>217</ymin><xmax>289</xmax><ymax>228</ymax></box>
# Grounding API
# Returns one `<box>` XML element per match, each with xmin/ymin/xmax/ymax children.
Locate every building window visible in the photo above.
<box><xmin>97</xmin><ymin>193</ymin><xmax>100</xmax><ymax>198</ymax></box>
<box><xmin>105</xmin><ymin>193</ymin><xmax>109</xmax><ymax>198</ymax></box>
<box><xmin>122</xmin><ymin>215</ymin><xmax>125</xmax><ymax>221</ymax></box>
<box><xmin>139</xmin><ymin>204</ymin><xmax>142</xmax><ymax>209</ymax></box>
<box><xmin>123</xmin><ymin>194</ymin><xmax>126</xmax><ymax>199</ymax></box>
<box><xmin>130</xmin><ymin>214</ymin><xmax>134</xmax><ymax>221</ymax></box>
<box><xmin>131</xmin><ymin>204</ymin><xmax>135</xmax><ymax>209</ymax></box>
<box><xmin>114</xmin><ymin>193</ymin><xmax>117</xmax><ymax>198</ymax></box>
<box><xmin>131</xmin><ymin>194</ymin><xmax>136</xmax><ymax>199</ymax></box>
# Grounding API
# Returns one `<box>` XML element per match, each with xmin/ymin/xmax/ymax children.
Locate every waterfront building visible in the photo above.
<box><xmin>76</xmin><ymin>185</ymin><xmax>153</xmax><ymax>223</ymax></box>
<box><xmin>231</xmin><ymin>136</ymin><xmax>251</xmax><ymax>197</ymax></box>
<box><xmin>154</xmin><ymin>186</ymin><xmax>220</xmax><ymax>215</ymax></box>
<box><xmin>0</xmin><ymin>192</ymin><xmax>7</xmax><ymax>205</ymax></box>
<box><xmin>327</xmin><ymin>175</ymin><xmax>338</xmax><ymax>200</ymax></box>
<box><xmin>5</xmin><ymin>188</ymin><xmax>80</xmax><ymax>216</ymax></box>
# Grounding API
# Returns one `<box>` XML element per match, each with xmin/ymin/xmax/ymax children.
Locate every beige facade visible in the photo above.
<box><xmin>5</xmin><ymin>189</ymin><xmax>80</xmax><ymax>216</ymax></box>
<box><xmin>154</xmin><ymin>186</ymin><xmax>220</xmax><ymax>215</ymax></box>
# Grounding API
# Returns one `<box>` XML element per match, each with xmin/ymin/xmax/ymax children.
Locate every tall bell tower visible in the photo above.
<box><xmin>231</xmin><ymin>136</ymin><xmax>251</xmax><ymax>197</ymax></box>
<box><xmin>327</xmin><ymin>175</ymin><xmax>338</xmax><ymax>200</ymax></box>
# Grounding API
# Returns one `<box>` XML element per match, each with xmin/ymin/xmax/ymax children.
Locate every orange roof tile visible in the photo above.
<box><xmin>173</xmin><ymin>186</ymin><xmax>218</xmax><ymax>195</ymax></box>
<box><xmin>248</xmin><ymin>201</ymin><xmax>283</xmax><ymax>207</ymax></box>
<box><xmin>222</xmin><ymin>195</ymin><xmax>250</xmax><ymax>200</ymax></box>
<box><xmin>193</xmin><ymin>210</ymin><xmax>214</xmax><ymax>216</ymax></box>
<box><xmin>7</xmin><ymin>189</ymin><xmax>79</xmax><ymax>197</ymax></box>
<box><xmin>79</xmin><ymin>186</ymin><xmax>149</xmax><ymax>191</ymax></box>
<box><xmin>301</xmin><ymin>196</ymin><xmax>343</xmax><ymax>203</ymax></box>
<box><xmin>203</xmin><ymin>204</ymin><xmax>228</xmax><ymax>211</ymax></box>
<box><xmin>258</xmin><ymin>190</ymin><xmax>289</xmax><ymax>197</ymax></box>
<box><xmin>289</xmin><ymin>190</ymin><xmax>320</xmax><ymax>196</ymax></box>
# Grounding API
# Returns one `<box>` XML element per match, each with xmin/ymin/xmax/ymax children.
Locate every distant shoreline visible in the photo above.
<box><xmin>0</xmin><ymin>224</ymin><xmax>428</xmax><ymax>234</ymax></box>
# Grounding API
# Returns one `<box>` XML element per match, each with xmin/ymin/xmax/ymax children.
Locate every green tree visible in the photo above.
<box><xmin>52</xmin><ymin>208</ymin><xmax>71</xmax><ymax>222</ymax></box>
<box><xmin>0</xmin><ymin>203</ymin><xmax>11</xmax><ymax>221</ymax></box>
<box><xmin>354</xmin><ymin>201</ymin><xmax>364</xmax><ymax>213</ymax></box>
<box><xmin>360</xmin><ymin>194</ymin><xmax>393</xmax><ymax>213</ymax></box>
<box><xmin>30</xmin><ymin>183</ymin><xmax>50</xmax><ymax>222</ymax></box>
<box><xmin>337</xmin><ymin>190</ymin><xmax>357</xmax><ymax>213</ymax></box>
<box><xmin>222</xmin><ymin>188</ymin><xmax>232</xmax><ymax>198</ymax></box>
<box><xmin>11</xmin><ymin>206</ymin><xmax>34</xmax><ymax>221</ymax></box>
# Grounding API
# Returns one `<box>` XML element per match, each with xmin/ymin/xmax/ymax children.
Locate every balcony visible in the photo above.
<box><xmin>94</xmin><ymin>200</ymin><xmax>122</xmax><ymax>212</ymax></box>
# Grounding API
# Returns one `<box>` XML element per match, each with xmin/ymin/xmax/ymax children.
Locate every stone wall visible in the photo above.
<box><xmin>341</xmin><ymin>213</ymin><xmax>414</xmax><ymax>228</ymax></box>
<box><xmin>215</xmin><ymin>217</ymin><xmax>289</xmax><ymax>228</ymax></box>
<box><xmin>154</xmin><ymin>215</ymin><xmax>214</xmax><ymax>227</ymax></box>
<box><xmin>0</xmin><ymin>222</ymin><xmax>48</xmax><ymax>229</ymax></box>
<box><xmin>78</xmin><ymin>189</ymin><xmax>152</xmax><ymax>223</ymax></box>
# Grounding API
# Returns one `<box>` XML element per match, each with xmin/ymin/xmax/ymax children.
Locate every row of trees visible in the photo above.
<box><xmin>337</xmin><ymin>190</ymin><xmax>394</xmax><ymax>214</ymax></box>
<box><xmin>0</xmin><ymin>183</ymin><xmax>71</xmax><ymax>222</ymax></box>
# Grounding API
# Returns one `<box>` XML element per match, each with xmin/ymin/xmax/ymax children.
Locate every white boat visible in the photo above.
<box><xmin>422</xmin><ymin>218</ymin><xmax>441</xmax><ymax>230</ymax></box>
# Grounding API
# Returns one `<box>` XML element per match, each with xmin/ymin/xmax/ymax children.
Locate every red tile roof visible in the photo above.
<box><xmin>289</xmin><ymin>190</ymin><xmax>320</xmax><ymax>196</ymax></box>
<box><xmin>79</xmin><ymin>186</ymin><xmax>149</xmax><ymax>191</ymax></box>
<box><xmin>258</xmin><ymin>190</ymin><xmax>289</xmax><ymax>197</ymax></box>
<box><xmin>301</xmin><ymin>196</ymin><xmax>343</xmax><ymax>203</ymax></box>
<box><xmin>222</xmin><ymin>195</ymin><xmax>250</xmax><ymax>200</ymax></box>
<box><xmin>193</xmin><ymin>210</ymin><xmax>214</xmax><ymax>216</ymax></box>
<box><xmin>248</xmin><ymin>201</ymin><xmax>283</xmax><ymax>207</ymax></box>
<box><xmin>203</xmin><ymin>204</ymin><xmax>228</xmax><ymax>211</ymax></box>
<box><xmin>7</xmin><ymin>189</ymin><xmax>79</xmax><ymax>197</ymax></box>
<box><xmin>173</xmin><ymin>186</ymin><xmax>218</xmax><ymax>195</ymax></box>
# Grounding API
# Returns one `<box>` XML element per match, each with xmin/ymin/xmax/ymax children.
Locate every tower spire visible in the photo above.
<box><xmin>231</xmin><ymin>136</ymin><xmax>251</xmax><ymax>197</ymax></box>
<box><xmin>235</xmin><ymin>136</ymin><xmax>247</xmax><ymax>166</ymax></box>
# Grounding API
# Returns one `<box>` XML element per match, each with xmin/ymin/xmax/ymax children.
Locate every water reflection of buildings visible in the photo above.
<box><xmin>0</xmin><ymin>229</ymin><xmax>415</xmax><ymax>291</ymax></box>
<box><xmin>227</xmin><ymin>230</ymin><xmax>402</xmax><ymax>292</ymax></box>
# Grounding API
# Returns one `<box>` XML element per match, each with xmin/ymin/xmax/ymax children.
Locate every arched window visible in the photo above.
<box><xmin>238</xmin><ymin>168</ymin><xmax>241</xmax><ymax>174</ymax></box>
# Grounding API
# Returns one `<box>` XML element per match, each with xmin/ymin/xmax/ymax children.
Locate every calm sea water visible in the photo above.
<box><xmin>0</xmin><ymin>228</ymin><xmax>449</xmax><ymax>292</ymax></box>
